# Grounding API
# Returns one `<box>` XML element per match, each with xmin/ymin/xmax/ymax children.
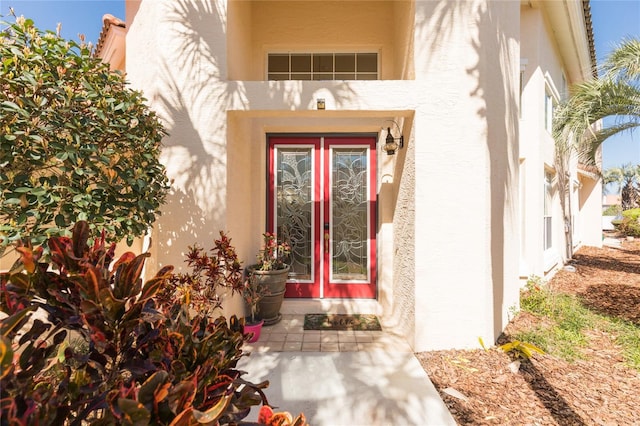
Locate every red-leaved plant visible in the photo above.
<box><xmin>160</xmin><ymin>231</ymin><xmax>245</xmax><ymax>317</ymax></box>
<box><xmin>0</xmin><ymin>222</ymin><xmax>272</xmax><ymax>425</ymax></box>
<box><xmin>255</xmin><ymin>232</ymin><xmax>290</xmax><ymax>271</ymax></box>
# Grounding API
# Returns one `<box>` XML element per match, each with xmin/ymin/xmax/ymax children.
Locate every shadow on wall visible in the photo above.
<box><xmin>154</xmin><ymin>188</ymin><xmax>209</xmax><ymax>268</ymax></box>
<box><xmin>401</xmin><ymin>1</ymin><xmax>518</xmax><ymax>348</ymax></box>
<box><xmin>150</xmin><ymin>0</ymin><xmax>360</xmax><ymax>266</ymax></box>
<box><xmin>462</xmin><ymin>6</ymin><xmax>582</xmax><ymax>425</ymax></box>
<box><xmin>150</xmin><ymin>0</ymin><xmax>232</xmax><ymax>266</ymax></box>
<box><xmin>384</xmin><ymin>0</ymin><xmax>478</xmax><ymax>347</ymax></box>
<box><xmin>465</xmin><ymin>2</ymin><xmax>519</xmax><ymax>341</ymax></box>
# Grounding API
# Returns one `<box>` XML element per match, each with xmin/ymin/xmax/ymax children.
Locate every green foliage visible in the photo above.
<box><xmin>613</xmin><ymin>208</ymin><xmax>640</xmax><ymax>236</ymax></box>
<box><xmin>479</xmin><ymin>335</ymin><xmax>545</xmax><ymax>362</ymax></box>
<box><xmin>553</xmin><ymin>38</ymin><xmax>640</xmax><ymax>168</ymax></box>
<box><xmin>519</xmin><ymin>276</ymin><xmax>551</xmax><ymax>315</ymax></box>
<box><xmin>0</xmin><ymin>17</ymin><xmax>170</xmax><ymax>254</ymax></box>
<box><xmin>519</xmin><ymin>280</ymin><xmax>594</xmax><ymax>361</ymax></box>
<box><xmin>517</xmin><ymin>280</ymin><xmax>640</xmax><ymax>368</ymax></box>
<box><xmin>608</xmin><ymin>318</ymin><xmax>640</xmax><ymax>370</ymax></box>
<box><xmin>603</xmin><ymin>204</ymin><xmax>622</xmax><ymax>216</ymax></box>
<box><xmin>0</xmin><ymin>221</ymin><xmax>268</xmax><ymax>425</ymax></box>
<box><xmin>603</xmin><ymin>164</ymin><xmax>640</xmax><ymax>210</ymax></box>
<box><xmin>515</xmin><ymin>327</ymin><xmax>587</xmax><ymax>362</ymax></box>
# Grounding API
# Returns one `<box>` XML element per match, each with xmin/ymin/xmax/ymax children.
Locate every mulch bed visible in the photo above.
<box><xmin>415</xmin><ymin>234</ymin><xmax>640</xmax><ymax>425</ymax></box>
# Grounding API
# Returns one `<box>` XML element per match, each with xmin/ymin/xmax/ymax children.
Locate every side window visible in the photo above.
<box><xmin>543</xmin><ymin>170</ymin><xmax>554</xmax><ymax>251</ymax></box>
<box><xmin>544</xmin><ymin>73</ymin><xmax>560</xmax><ymax>133</ymax></box>
<box><xmin>544</xmin><ymin>90</ymin><xmax>555</xmax><ymax>132</ymax></box>
<box><xmin>519</xmin><ymin>58</ymin><xmax>528</xmax><ymax>119</ymax></box>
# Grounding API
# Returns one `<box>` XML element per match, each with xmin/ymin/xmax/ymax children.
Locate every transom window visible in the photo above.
<box><xmin>267</xmin><ymin>52</ymin><xmax>378</xmax><ymax>81</ymax></box>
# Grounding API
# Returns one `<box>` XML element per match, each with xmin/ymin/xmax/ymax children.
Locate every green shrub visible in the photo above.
<box><xmin>520</xmin><ymin>276</ymin><xmax>551</xmax><ymax>316</ymax></box>
<box><xmin>518</xmin><ymin>278</ymin><xmax>594</xmax><ymax>361</ymax></box>
<box><xmin>614</xmin><ymin>208</ymin><xmax>640</xmax><ymax>237</ymax></box>
<box><xmin>602</xmin><ymin>204</ymin><xmax>622</xmax><ymax>216</ymax></box>
<box><xmin>1</xmin><ymin>17</ymin><xmax>170</xmax><ymax>254</ymax></box>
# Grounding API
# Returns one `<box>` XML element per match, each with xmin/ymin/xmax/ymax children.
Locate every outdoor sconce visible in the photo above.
<box><xmin>383</xmin><ymin>122</ymin><xmax>404</xmax><ymax>155</ymax></box>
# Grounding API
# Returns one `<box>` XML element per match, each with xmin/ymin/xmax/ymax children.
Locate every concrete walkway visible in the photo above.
<box><xmin>603</xmin><ymin>236</ymin><xmax>623</xmax><ymax>248</ymax></box>
<box><xmin>237</xmin><ymin>315</ymin><xmax>457</xmax><ymax>426</ymax></box>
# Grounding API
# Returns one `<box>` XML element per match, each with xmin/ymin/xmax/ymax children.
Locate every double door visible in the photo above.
<box><xmin>268</xmin><ymin>136</ymin><xmax>377</xmax><ymax>298</ymax></box>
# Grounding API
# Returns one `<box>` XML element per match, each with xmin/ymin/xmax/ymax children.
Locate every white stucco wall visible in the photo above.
<box><xmin>123</xmin><ymin>0</ymin><xmax>596</xmax><ymax>351</ymax></box>
<box><xmin>519</xmin><ymin>2</ymin><xmax>601</xmax><ymax>281</ymax></box>
<box><xmin>521</xmin><ymin>5</ymin><xmax>560</xmax><ymax>276</ymax></box>
<box><xmin>578</xmin><ymin>173</ymin><xmax>604</xmax><ymax>247</ymax></box>
<box><xmin>409</xmin><ymin>0</ymin><xmax>520</xmax><ymax>350</ymax></box>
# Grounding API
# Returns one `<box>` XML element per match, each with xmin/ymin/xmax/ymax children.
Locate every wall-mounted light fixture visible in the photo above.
<box><xmin>383</xmin><ymin>121</ymin><xmax>404</xmax><ymax>155</ymax></box>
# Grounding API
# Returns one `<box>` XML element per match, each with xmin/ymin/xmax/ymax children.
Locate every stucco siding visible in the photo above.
<box><xmin>410</xmin><ymin>0</ymin><xmax>520</xmax><ymax>350</ymax></box>
<box><xmin>117</xmin><ymin>0</ymin><xmax>598</xmax><ymax>350</ymax></box>
<box><xmin>521</xmin><ymin>4</ymin><xmax>564</xmax><ymax>278</ymax></box>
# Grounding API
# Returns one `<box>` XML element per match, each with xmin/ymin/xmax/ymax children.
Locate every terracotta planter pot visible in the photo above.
<box><xmin>244</xmin><ymin>319</ymin><xmax>264</xmax><ymax>343</ymax></box>
<box><xmin>247</xmin><ymin>265</ymin><xmax>290</xmax><ymax>325</ymax></box>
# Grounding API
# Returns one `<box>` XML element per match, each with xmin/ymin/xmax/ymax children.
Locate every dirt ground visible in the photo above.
<box><xmin>415</xmin><ymin>234</ymin><xmax>640</xmax><ymax>425</ymax></box>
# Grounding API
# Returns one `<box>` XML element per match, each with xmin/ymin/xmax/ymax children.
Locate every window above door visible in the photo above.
<box><xmin>267</xmin><ymin>52</ymin><xmax>379</xmax><ymax>81</ymax></box>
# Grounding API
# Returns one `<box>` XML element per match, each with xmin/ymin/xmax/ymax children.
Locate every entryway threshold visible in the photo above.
<box><xmin>243</xmin><ymin>314</ymin><xmax>410</xmax><ymax>353</ymax></box>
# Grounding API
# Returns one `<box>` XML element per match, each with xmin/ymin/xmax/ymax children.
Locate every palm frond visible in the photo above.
<box><xmin>554</xmin><ymin>76</ymin><xmax>640</xmax><ymax>166</ymax></box>
<box><xmin>602</xmin><ymin>38</ymin><xmax>640</xmax><ymax>82</ymax></box>
<box><xmin>577</xmin><ymin>122</ymin><xmax>640</xmax><ymax>167</ymax></box>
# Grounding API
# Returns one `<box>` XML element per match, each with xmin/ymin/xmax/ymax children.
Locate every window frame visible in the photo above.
<box><xmin>519</xmin><ymin>58</ymin><xmax>528</xmax><ymax>119</ymax></box>
<box><xmin>266</xmin><ymin>51</ymin><xmax>380</xmax><ymax>81</ymax></box>
<box><xmin>544</xmin><ymin>72</ymin><xmax>560</xmax><ymax>133</ymax></box>
<box><xmin>543</xmin><ymin>169</ymin><xmax>554</xmax><ymax>252</ymax></box>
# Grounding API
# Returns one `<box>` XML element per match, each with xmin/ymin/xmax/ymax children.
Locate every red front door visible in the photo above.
<box><xmin>268</xmin><ymin>136</ymin><xmax>377</xmax><ymax>299</ymax></box>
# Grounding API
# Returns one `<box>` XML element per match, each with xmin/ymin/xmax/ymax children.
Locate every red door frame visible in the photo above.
<box><xmin>268</xmin><ymin>137</ymin><xmax>321</xmax><ymax>297</ymax></box>
<box><xmin>323</xmin><ymin>137</ymin><xmax>377</xmax><ymax>298</ymax></box>
<box><xmin>268</xmin><ymin>135</ymin><xmax>376</xmax><ymax>299</ymax></box>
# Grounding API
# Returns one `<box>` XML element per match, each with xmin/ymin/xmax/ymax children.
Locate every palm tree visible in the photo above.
<box><xmin>552</xmin><ymin>38</ymin><xmax>639</xmax><ymax>259</ymax></box>
<box><xmin>554</xmin><ymin>38</ymin><xmax>640</xmax><ymax>166</ymax></box>
<box><xmin>603</xmin><ymin>164</ymin><xmax>640</xmax><ymax>210</ymax></box>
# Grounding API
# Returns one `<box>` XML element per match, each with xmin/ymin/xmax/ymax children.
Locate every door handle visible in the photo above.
<box><xmin>324</xmin><ymin>231</ymin><xmax>330</xmax><ymax>254</ymax></box>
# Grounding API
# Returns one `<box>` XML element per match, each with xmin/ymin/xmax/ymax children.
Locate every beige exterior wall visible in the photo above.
<box><xmin>408</xmin><ymin>0</ymin><xmax>521</xmax><ymax>349</ymax></box>
<box><xmin>579</xmin><ymin>172</ymin><xmax>604</xmax><ymax>246</ymax></box>
<box><xmin>519</xmin><ymin>2</ymin><xmax>601</xmax><ymax>282</ymax></box>
<box><xmin>227</xmin><ymin>1</ymin><xmax>414</xmax><ymax>81</ymax></box>
<box><xmin>119</xmin><ymin>0</ymin><xmax>598</xmax><ymax>350</ymax></box>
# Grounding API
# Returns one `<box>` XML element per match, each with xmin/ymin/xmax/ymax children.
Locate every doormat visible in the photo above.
<box><xmin>303</xmin><ymin>314</ymin><xmax>382</xmax><ymax>331</ymax></box>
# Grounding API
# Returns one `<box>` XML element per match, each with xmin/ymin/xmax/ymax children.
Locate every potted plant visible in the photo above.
<box><xmin>242</xmin><ymin>274</ymin><xmax>269</xmax><ymax>342</ymax></box>
<box><xmin>246</xmin><ymin>232</ymin><xmax>291</xmax><ymax>325</ymax></box>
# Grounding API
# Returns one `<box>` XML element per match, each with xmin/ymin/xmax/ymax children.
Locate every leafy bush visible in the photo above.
<box><xmin>0</xmin><ymin>222</ymin><xmax>269</xmax><ymax>425</ymax></box>
<box><xmin>0</xmin><ymin>17</ymin><xmax>170</xmax><ymax>254</ymax></box>
<box><xmin>613</xmin><ymin>208</ymin><xmax>640</xmax><ymax>237</ymax></box>
<box><xmin>520</xmin><ymin>276</ymin><xmax>551</xmax><ymax>316</ymax></box>
<box><xmin>602</xmin><ymin>204</ymin><xmax>622</xmax><ymax>216</ymax></box>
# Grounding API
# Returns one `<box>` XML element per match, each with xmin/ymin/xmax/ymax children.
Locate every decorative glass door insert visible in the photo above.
<box><xmin>268</xmin><ymin>136</ymin><xmax>376</xmax><ymax>299</ymax></box>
